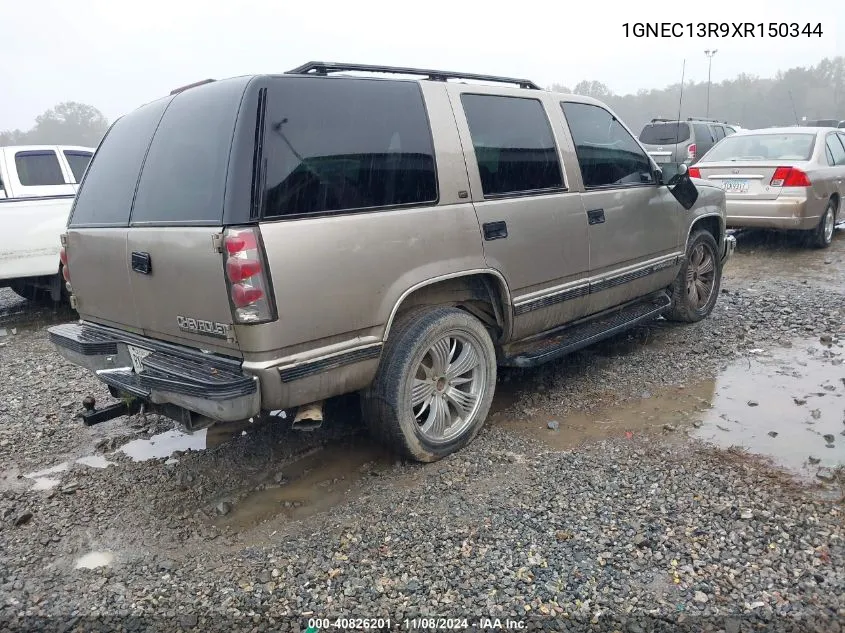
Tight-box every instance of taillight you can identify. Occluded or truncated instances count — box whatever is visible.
[770,167,811,187]
[222,227,275,324]
[59,238,70,283]
[687,144,696,159]
[688,167,701,179]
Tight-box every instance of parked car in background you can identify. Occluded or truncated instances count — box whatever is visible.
[48,62,733,463]
[802,119,845,128]
[0,145,94,302]
[690,127,845,248]
[639,117,741,166]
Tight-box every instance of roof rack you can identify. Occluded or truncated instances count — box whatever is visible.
[285,61,541,90]
[649,117,680,123]
[686,117,727,123]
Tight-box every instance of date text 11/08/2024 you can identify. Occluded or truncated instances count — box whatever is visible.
[623,22,823,38]
[305,618,526,630]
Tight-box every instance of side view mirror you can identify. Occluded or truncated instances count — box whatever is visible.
[657,162,698,211]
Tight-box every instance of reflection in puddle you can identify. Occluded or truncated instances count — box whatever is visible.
[119,429,208,461]
[503,337,845,478]
[119,420,253,461]
[76,455,115,469]
[215,437,394,531]
[693,339,844,474]
[25,454,116,490]
[74,551,114,569]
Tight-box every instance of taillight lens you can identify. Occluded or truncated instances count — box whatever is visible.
[687,144,696,159]
[688,167,701,179]
[60,242,70,283]
[222,227,275,324]
[770,167,811,187]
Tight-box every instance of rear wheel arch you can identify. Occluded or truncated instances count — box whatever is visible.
[383,271,513,344]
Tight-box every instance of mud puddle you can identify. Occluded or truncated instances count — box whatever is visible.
[213,437,394,531]
[501,337,844,480]
[119,417,268,461]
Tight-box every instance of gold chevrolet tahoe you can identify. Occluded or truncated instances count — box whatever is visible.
[49,62,735,462]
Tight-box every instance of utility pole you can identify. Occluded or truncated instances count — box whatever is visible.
[704,49,718,117]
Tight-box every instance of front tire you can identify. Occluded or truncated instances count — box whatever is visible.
[665,229,722,323]
[362,306,497,462]
[808,200,836,249]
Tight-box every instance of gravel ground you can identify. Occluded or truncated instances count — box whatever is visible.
[1,231,844,632]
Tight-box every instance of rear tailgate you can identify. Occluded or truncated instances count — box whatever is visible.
[693,162,793,201]
[66,77,254,354]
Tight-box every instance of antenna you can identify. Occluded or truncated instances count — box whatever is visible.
[674,59,686,148]
[787,91,800,126]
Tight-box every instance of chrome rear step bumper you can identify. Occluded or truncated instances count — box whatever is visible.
[48,322,260,423]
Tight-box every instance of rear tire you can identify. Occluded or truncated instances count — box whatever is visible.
[664,229,722,323]
[362,306,497,462]
[808,200,836,249]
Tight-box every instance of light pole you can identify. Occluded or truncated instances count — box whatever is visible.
[704,49,718,118]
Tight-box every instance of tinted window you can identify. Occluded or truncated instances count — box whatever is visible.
[638,122,690,144]
[15,151,64,187]
[724,126,736,135]
[262,77,437,218]
[692,124,714,144]
[713,126,726,140]
[69,99,169,226]
[702,133,816,162]
[131,78,249,224]
[826,134,845,166]
[63,151,93,182]
[462,94,563,197]
[561,102,654,189]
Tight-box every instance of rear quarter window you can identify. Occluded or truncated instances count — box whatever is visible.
[63,150,93,183]
[69,98,170,227]
[261,76,438,218]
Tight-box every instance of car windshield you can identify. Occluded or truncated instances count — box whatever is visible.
[638,122,690,144]
[702,133,816,162]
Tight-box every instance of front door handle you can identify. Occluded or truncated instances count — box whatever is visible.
[483,221,508,241]
[587,208,605,225]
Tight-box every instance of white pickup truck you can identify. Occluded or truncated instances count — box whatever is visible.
[0,145,94,302]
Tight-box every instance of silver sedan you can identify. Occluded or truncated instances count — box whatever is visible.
[690,127,845,248]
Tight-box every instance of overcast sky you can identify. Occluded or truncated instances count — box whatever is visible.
[1,0,841,130]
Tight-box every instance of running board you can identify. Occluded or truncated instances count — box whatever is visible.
[500,293,671,368]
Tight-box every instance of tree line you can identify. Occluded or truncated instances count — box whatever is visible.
[2,56,843,148]
[551,56,844,134]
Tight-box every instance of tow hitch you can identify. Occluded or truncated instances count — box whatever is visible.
[77,395,143,426]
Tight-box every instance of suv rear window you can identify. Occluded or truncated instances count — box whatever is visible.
[262,77,437,218]
[69,98,170,227]
[638,122,690,144]
[130,78,249,225]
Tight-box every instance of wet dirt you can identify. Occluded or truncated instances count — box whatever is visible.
[499,336,845,480]
[728,228,845,287]
[212,436,394,532]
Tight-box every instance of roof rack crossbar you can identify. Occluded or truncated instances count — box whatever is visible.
[285,61,541,90]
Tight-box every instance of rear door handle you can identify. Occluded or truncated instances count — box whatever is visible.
[483,221,508,241]
[587,208,605,225]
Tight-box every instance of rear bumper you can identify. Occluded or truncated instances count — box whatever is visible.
[48,322,260,423]
[725,196,821,231]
